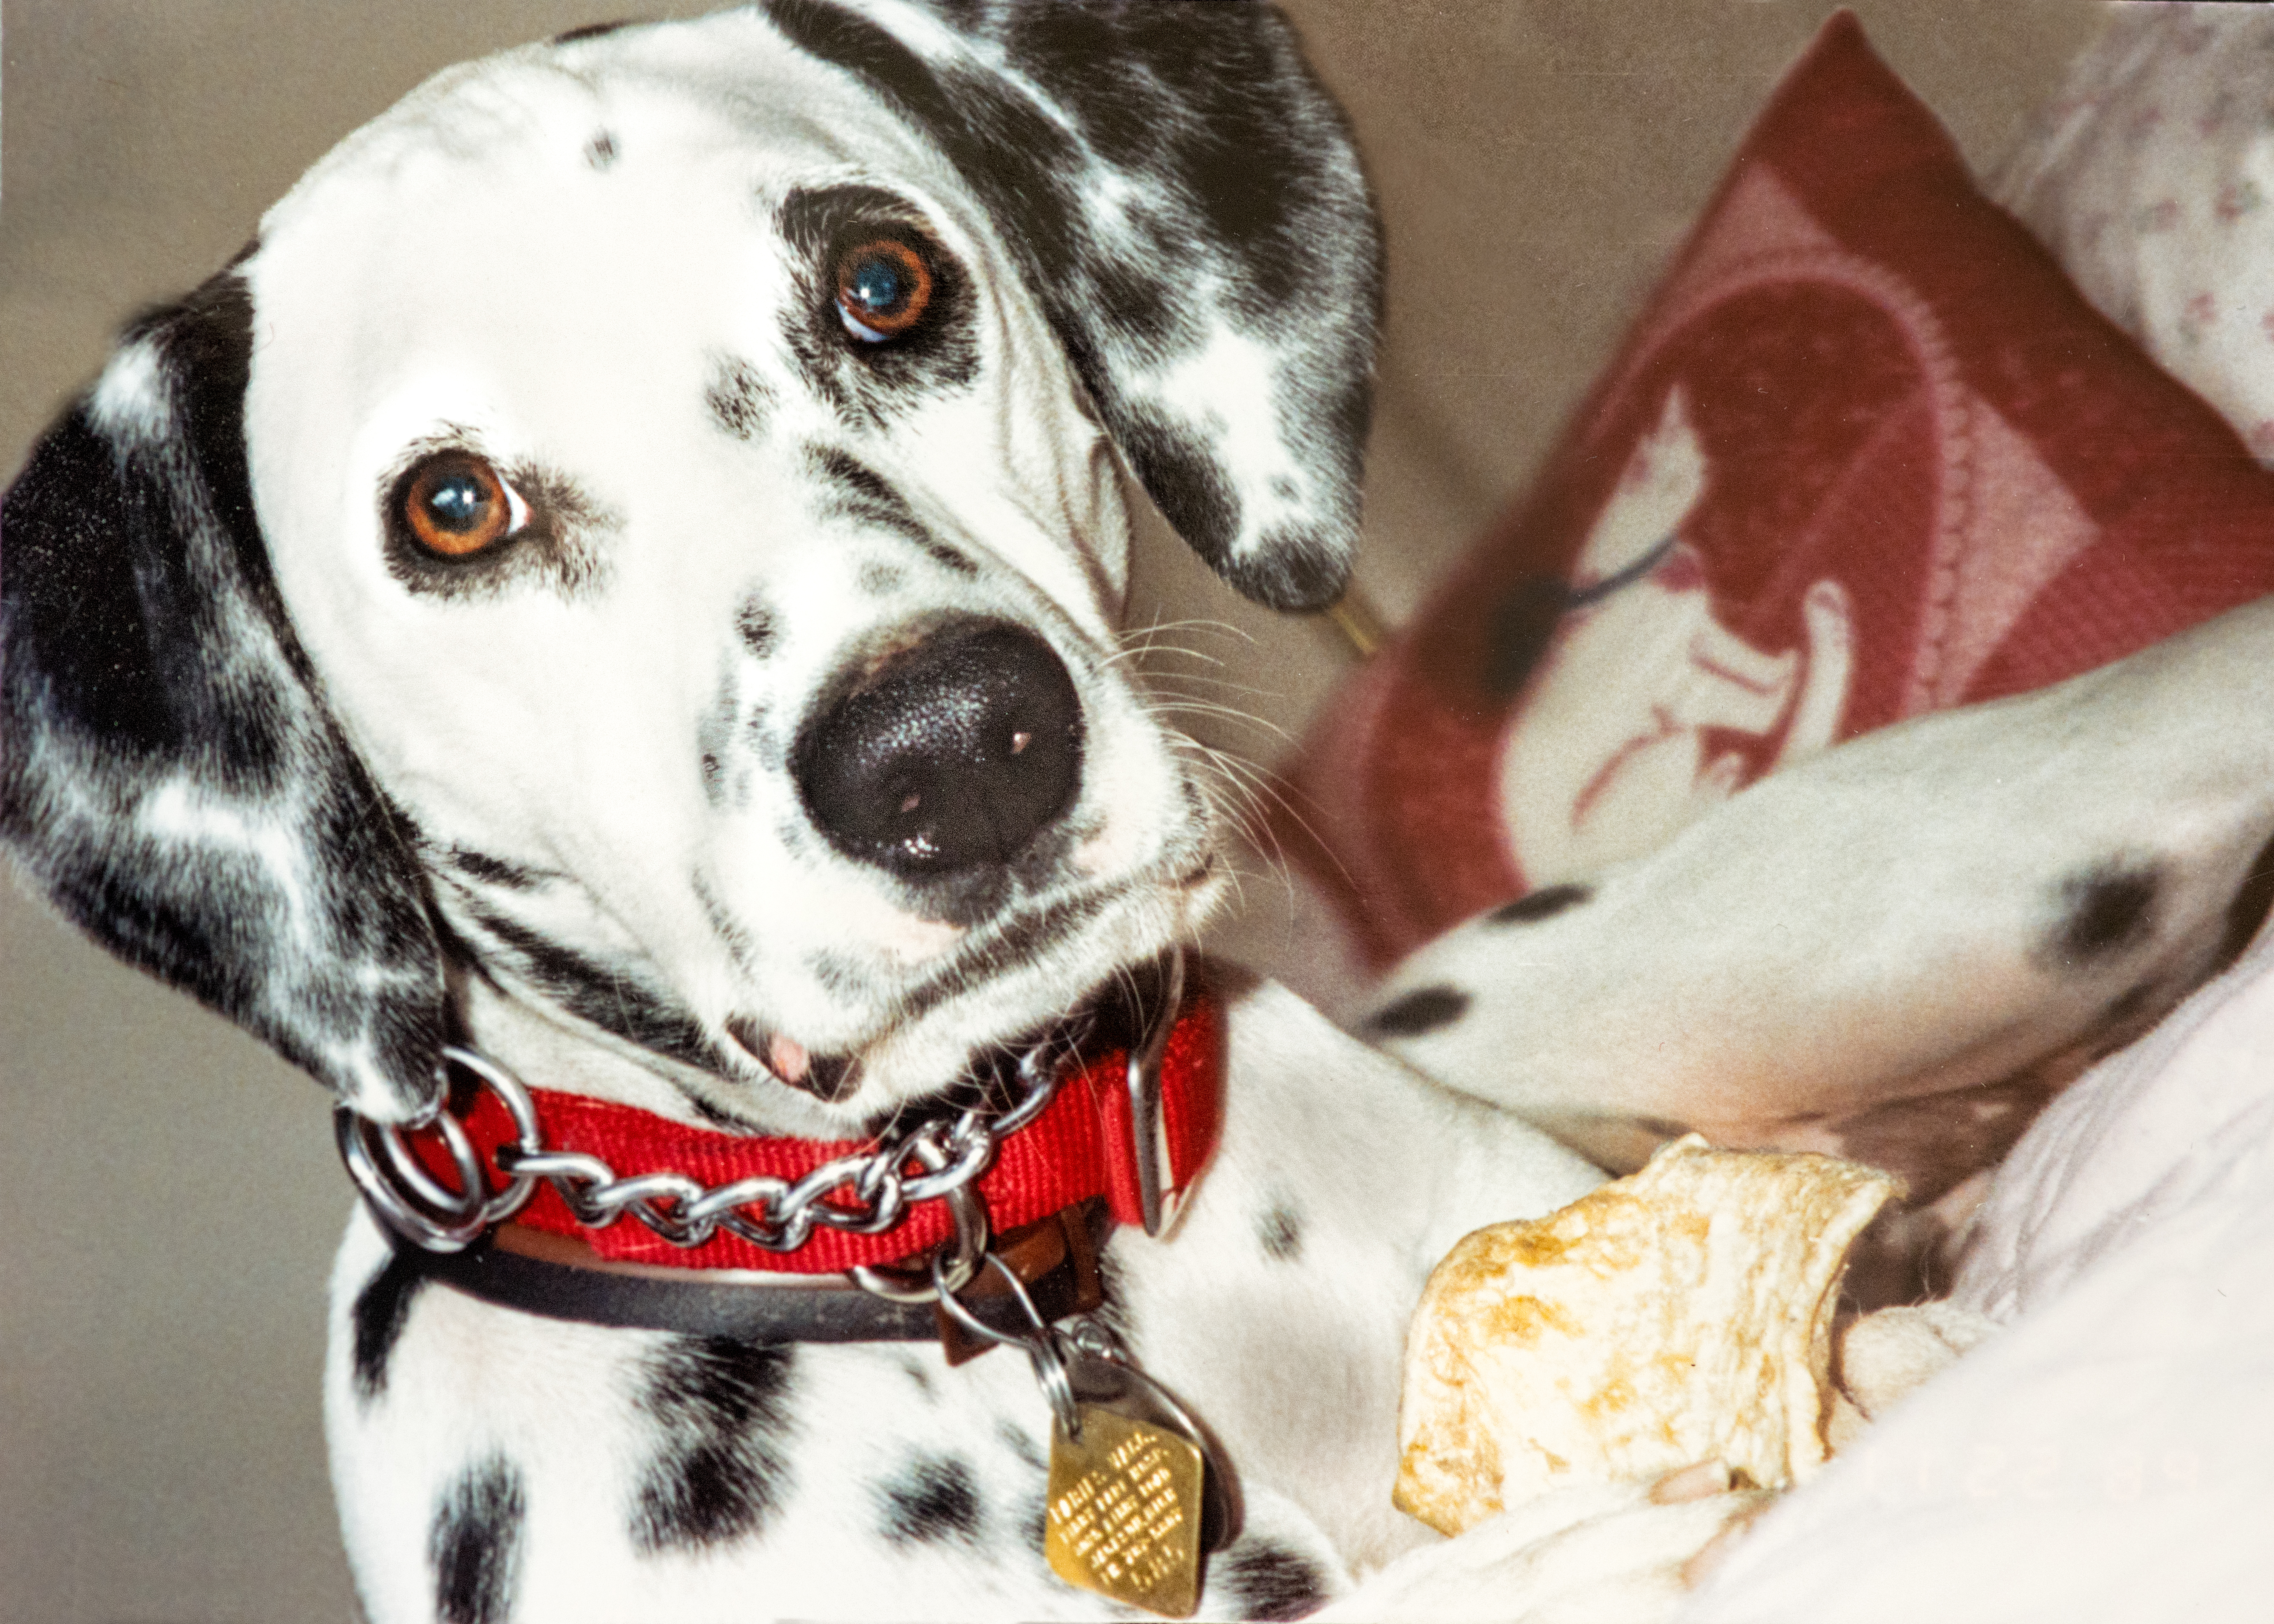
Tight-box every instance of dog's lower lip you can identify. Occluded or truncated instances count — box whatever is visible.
[724,1016,863,1102]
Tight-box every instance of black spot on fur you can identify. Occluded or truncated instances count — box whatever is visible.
[1113,412,1239,579]
[796,1050,861,1103]
[997,1417,1045,1472]
[735,594,781,658]
[801,441,977,569]
[706,354,773,440]
[1368,985,1469,1038]
[2043,861,2161,969]
[2217,829,2274,970]
[1257,1201,1303,1263]
[462,903,720,1074]
[1242,523,1349,619]
[698,670,741,811]
[351,1247,430,1403]
[811,444,904,510]
[899,1355,937,1401]
[446,846,545,890]
[1019,1492,1050,1554]
[1216,1539,1332,1621]
[584,128,619,169]
[692,872,758,970]
[858,559,907,596]
[808,949,873,1000]
[923,537,979,576]
[3,412,173,756]
[631,1337,798,1552]
[1488,883,1593,926]
[682,1092,746,1130]
[554,20,633,45]
[431,1455,526,1624]
[877,1454,984,1546]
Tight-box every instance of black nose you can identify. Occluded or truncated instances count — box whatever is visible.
[793,622,1084,877]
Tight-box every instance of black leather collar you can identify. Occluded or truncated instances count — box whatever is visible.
[402,1198,1110,1353]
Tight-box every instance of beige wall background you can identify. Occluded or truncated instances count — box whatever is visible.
[0,4,2104,1619]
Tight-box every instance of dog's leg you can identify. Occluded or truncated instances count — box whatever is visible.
[1362,594,2274,1209]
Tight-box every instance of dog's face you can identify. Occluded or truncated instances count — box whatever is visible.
[245,32,1205,1130]
[1,3,1381,1130]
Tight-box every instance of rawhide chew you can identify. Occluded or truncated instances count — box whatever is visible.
[1394,1134,1900,1536]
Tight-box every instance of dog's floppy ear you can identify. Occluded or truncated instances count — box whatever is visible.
[1,273,447,1121]
[767,0,1383,611]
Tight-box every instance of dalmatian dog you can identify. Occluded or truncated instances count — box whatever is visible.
[23,1,2274,1617]
[0,4,1773,1619]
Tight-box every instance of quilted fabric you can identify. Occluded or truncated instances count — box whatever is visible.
[1288,12,2274,967]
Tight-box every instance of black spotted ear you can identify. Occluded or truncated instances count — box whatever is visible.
[1,274,447,1121]
[765,0,1382,611]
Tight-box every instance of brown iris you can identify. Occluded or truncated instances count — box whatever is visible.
[834,236,933,341]
[402,452,514,558]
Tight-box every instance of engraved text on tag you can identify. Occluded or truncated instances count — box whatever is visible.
[1045,1403,1207,1618]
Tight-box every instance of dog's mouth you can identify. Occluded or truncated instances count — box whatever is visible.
[721,1020,865,1102]
[718,849,1220,1112]
[847,946,1191,1139]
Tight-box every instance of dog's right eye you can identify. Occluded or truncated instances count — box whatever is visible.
[399,453,524,558]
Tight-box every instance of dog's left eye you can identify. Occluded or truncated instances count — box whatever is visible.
[835,237,933,343]
[399,453,526,558]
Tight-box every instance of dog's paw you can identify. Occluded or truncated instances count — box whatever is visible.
[1824,1301,2000,1452]
[1318,1470,1773,1624]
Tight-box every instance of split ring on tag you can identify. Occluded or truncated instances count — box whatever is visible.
[932,1249,1082,1432]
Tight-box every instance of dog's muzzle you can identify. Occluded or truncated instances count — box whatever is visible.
[793,619,1083,877]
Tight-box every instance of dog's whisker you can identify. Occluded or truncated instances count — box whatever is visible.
[1144,698,1295,746]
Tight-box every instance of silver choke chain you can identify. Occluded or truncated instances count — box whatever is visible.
[335,1025,1078,1260]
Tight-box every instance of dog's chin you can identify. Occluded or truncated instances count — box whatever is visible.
[741,854,1226,1133]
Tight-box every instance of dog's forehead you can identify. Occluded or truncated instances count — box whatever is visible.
[247,18,977,372]
[271,14,951,216]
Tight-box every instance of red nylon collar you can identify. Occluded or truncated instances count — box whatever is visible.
[447,990,1225,1273]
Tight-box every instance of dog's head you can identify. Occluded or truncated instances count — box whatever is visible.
[0,2,1380,1133]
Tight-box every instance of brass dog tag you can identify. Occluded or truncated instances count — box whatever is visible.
[1045,1403,1207,1618]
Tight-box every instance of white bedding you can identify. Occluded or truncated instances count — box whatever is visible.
[1673,15,2274,1613]
[1678,919,2274,1620]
